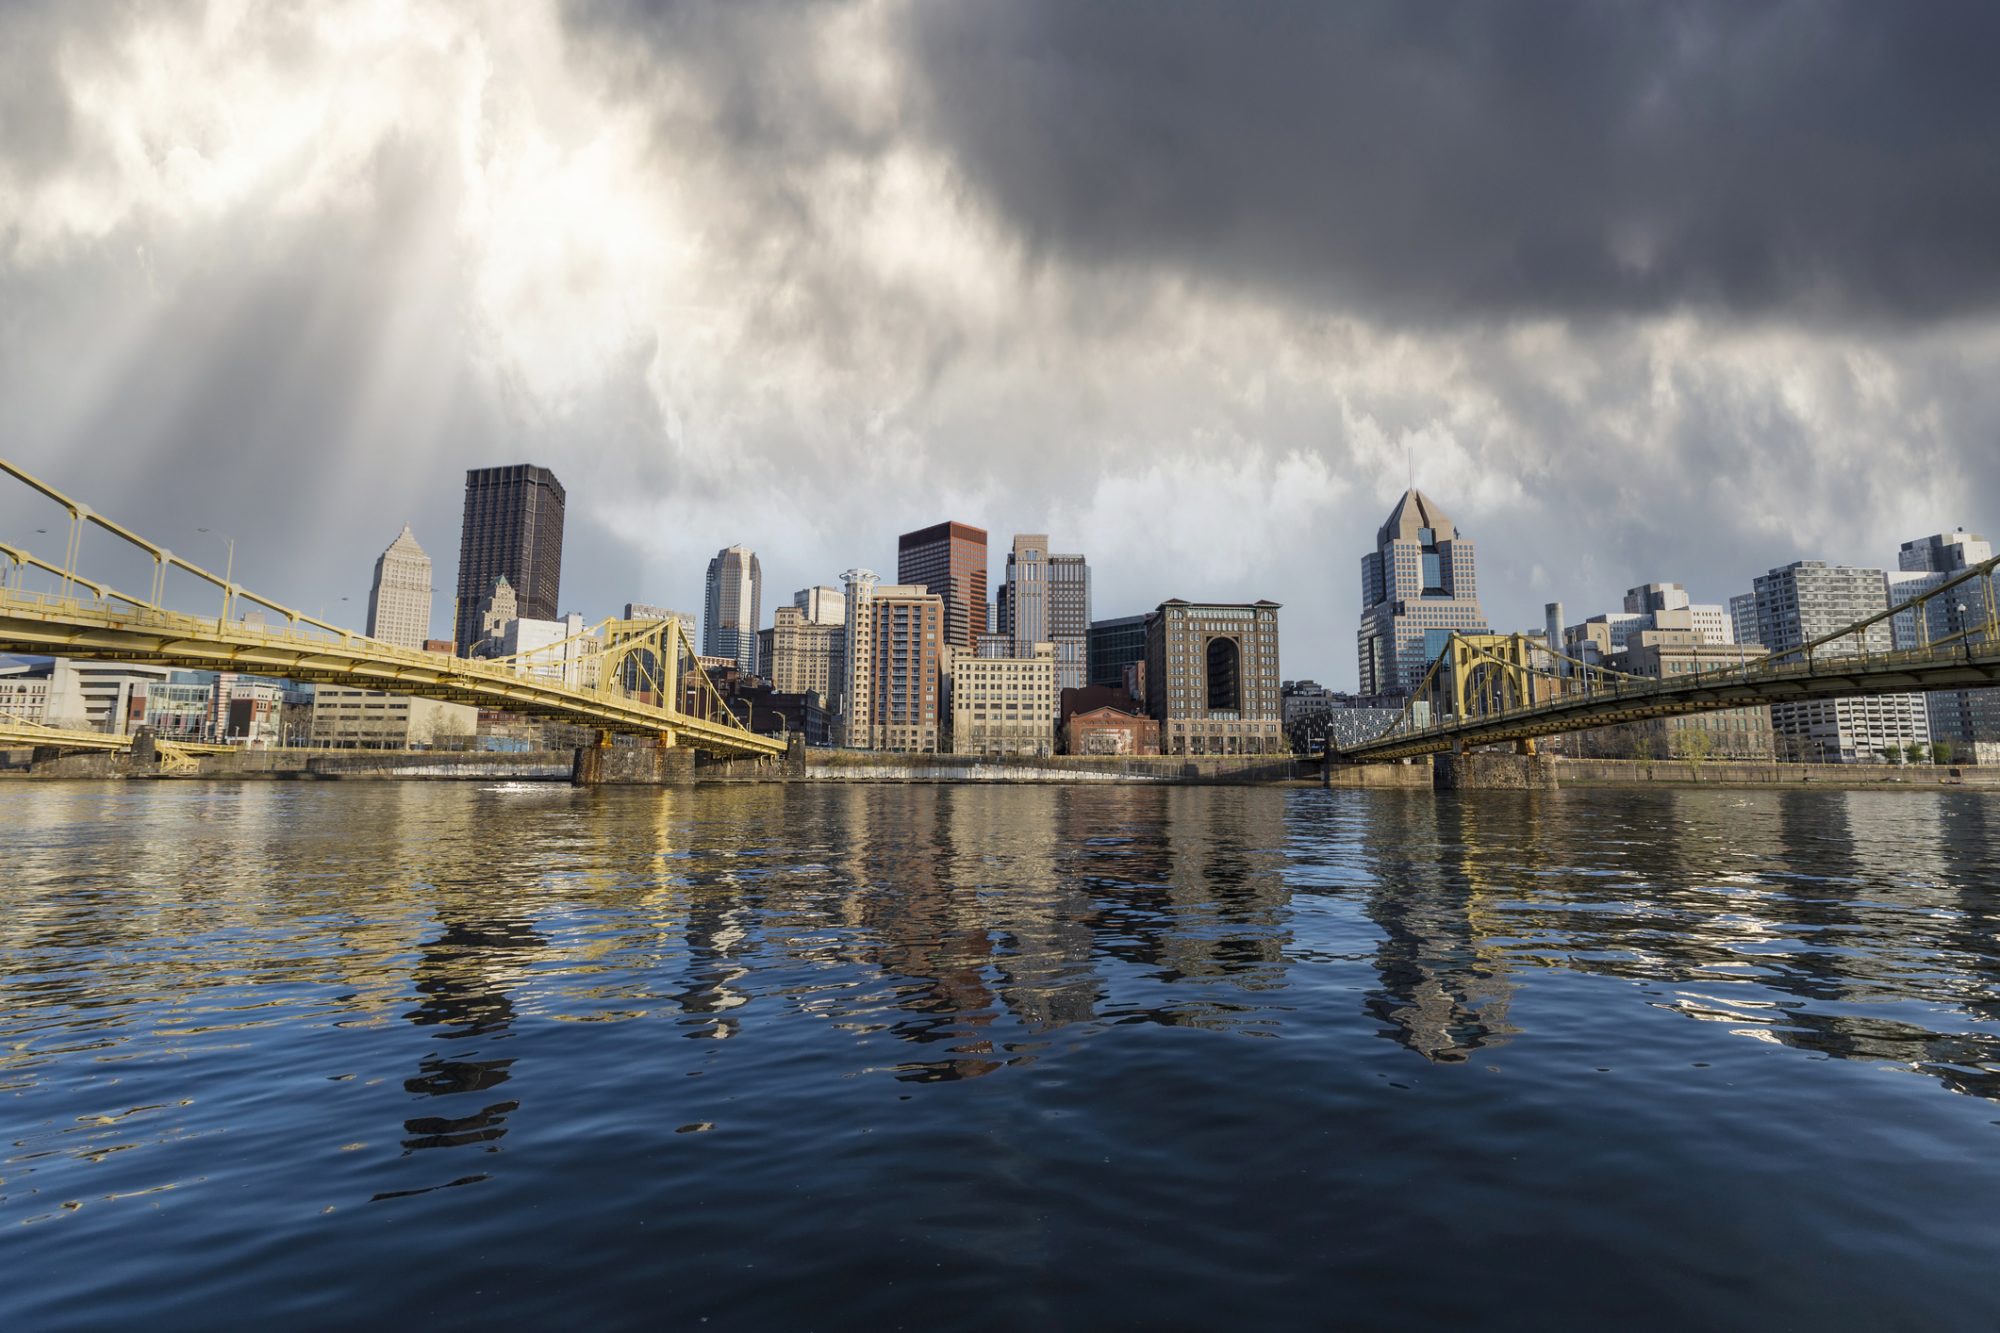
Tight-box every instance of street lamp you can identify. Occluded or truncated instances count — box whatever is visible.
[197,527,235,629]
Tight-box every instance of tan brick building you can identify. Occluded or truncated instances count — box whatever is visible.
[765,604,842,700]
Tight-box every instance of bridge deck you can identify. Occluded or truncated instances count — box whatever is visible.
[0,591,785,759]
[1341,641,2000,761]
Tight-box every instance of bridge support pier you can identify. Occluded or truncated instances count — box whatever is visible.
[1434,751,1559,791]
[571,743,697,787]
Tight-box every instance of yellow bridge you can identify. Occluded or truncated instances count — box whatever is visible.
[0,713,233,773]
[0,459,785,761]
[1341,554,2000,762]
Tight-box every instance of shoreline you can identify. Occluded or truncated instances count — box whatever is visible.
[7,747,1997,790]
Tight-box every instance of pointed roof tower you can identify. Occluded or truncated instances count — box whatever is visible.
[1376,488,1458,548]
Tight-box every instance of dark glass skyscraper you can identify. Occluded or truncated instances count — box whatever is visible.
[455,464,565,653]
[1088,614,1148,690]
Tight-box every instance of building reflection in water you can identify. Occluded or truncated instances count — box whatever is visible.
[838,784,1005,1082]
[1393,785,2000,1103]
[378,789,549,1199]
[1358,792,1521,1063]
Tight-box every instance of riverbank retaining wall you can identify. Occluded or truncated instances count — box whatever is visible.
[1555,757,2000,788]
[800,750,1314,784]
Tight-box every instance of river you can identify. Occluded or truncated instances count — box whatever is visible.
[4,782,1998,1329]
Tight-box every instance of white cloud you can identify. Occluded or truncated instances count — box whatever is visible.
[1,0,1995,683]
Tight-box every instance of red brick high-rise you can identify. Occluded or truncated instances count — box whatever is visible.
[896,521,988,654]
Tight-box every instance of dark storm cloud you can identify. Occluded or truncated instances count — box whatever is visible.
[874,1,2000,324]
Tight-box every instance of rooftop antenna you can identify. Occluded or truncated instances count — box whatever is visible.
[1406,443,1414,493]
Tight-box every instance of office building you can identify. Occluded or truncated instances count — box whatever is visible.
[0,656,51,724]
[1357,490,1489,697]
[145,678,213,739]
[312,689,478,749]
[998,535,1089,693]
[1893,530,2000,751]
[1749,560,1930,762]
[465,575,519,658]
[366,525,432,650]
[842,578,945,751]
[703,545,763,677]
[210,674,285,741]
[624,602,696,631]
[946,642,1058,756]
[897,522,987,654]
[1144,599,1285,755]
[766,603,843,700]
[793,585,846,626]
[1565,580,1737,667]
[41,660,174,734]
[1623,582,1734,645]
[455,464,565,653]
[500,613,600,689]
[1001,534,1047,645]
[1280,680,1337,730]
[1728,593,1759,648]
[1088,614,1148,693]
[1047,553,1090,693]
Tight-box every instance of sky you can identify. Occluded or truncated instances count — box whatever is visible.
[4,0,1999,686]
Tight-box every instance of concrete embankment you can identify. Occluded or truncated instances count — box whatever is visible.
[1553,757,2000,789]
[801,750,1315,785]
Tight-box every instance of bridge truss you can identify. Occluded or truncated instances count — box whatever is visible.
[1342,556,2000,762]
[0,458,785,760]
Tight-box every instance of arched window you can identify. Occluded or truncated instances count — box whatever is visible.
[1206,637,1241,712]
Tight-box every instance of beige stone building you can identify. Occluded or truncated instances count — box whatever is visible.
[1144,600,1285,755]
[311,687,478,749]
[841,574,945,751]
[765,604,843,699]
[946,642,1057,756]
[365,525,433,649]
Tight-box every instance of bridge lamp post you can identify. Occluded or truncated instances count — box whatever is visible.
[197,527,235,629]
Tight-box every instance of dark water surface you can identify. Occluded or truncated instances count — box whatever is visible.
[5,782,1999,1329]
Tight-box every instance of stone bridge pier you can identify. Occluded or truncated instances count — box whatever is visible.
[1432,750,1560,790]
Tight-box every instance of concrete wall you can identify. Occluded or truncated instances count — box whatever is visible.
[1324,761,1432,789]
[196,749,575,781]
[803,749,1312,784]
[1555,757,2000,788]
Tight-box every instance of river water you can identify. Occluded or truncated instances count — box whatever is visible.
[4,782,1998,1329]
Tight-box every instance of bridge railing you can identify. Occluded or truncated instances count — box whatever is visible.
[1355,615,2000,754]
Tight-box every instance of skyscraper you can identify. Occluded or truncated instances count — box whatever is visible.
[897,522,987,654]
[1088,614,1149,691]
[1894,530,2000,749]
[365,525,432,650]
[455,464,565,653]
[1047,552,1090,693]
[703,545,763,676]
[794,585,846,626]
[1004,534,1048,646]
[1357,489,1489,696]
[1749,560,1930,762]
